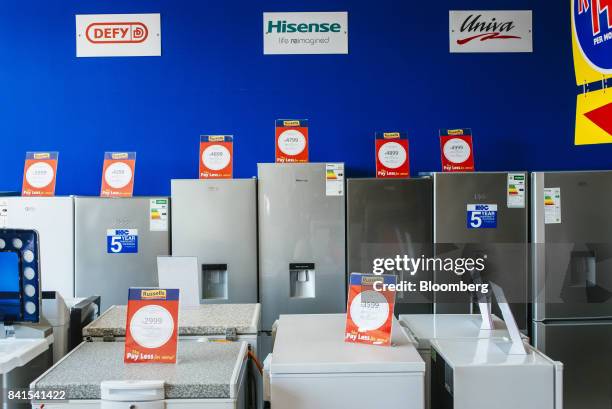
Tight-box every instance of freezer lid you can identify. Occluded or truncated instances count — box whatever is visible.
[431,338,556,368]
[399,314,519,350]
[270,314,425,375]
[0,338,49,374]
[83,304,260,338]
[31,341,247,400]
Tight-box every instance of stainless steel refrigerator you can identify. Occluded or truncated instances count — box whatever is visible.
[0,196,74,299]
[433,172,528,330]
[74,197,170,311]
[532,171,612,409]
[257,163,346,357]
[171,179,258,304]
[347,178,433,315]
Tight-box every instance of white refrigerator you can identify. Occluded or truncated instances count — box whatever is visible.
[0,197,74,298]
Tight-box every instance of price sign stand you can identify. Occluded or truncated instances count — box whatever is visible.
[345,273,396,346]
[100,152,136,197]
[124,288,179,364]
[275,119,308,163]
[439,129,475,172]
[21,151,59,196]
[375,132,410,178]
[199,135,233,179]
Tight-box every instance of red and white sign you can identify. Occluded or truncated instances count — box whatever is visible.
[449,10,533,53]
[124,288,179,364]
[275,119,309,163]
[440,129,475,172]
[21,152,59,197]
[375,132,410,178]
[76,14,161,57]
[345,273,396,346]
[100,152,136,197]
[199,135,233,179]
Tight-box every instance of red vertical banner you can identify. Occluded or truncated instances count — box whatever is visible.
[21,152,59,196]
[100,152,136,197]
[345,273,396,346]
[199,135,233,179]
[375,132,410,178]
[439,129,475,172]
[275,119,308,163]
[124,288,179,364]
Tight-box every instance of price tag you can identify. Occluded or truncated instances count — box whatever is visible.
[21,152,59,196]
[345,273,396,346]
[107,229,138,254]
[275,119,308,163]
[100,152,136,197]
[375,132,409,178]
[199,135,233,179]
[440,129,475,172]
[124,288,179,364]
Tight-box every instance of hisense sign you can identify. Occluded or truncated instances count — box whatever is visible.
[263,12,348,55]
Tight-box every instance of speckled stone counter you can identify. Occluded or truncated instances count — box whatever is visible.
[32,341,246,399]
[84,304,260,338]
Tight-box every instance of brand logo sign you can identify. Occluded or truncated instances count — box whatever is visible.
[264,12,348,54]
[449,10,532,53]
[573,0,612,73]
[76,14,161,57]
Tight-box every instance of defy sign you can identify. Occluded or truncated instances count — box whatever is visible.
[76,14,161,57]
[450,10,532,53]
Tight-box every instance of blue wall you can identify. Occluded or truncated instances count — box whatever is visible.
[0,1,608,195]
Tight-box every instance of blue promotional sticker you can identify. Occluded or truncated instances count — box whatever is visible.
[467,204,497,229]
[107,229,138,253]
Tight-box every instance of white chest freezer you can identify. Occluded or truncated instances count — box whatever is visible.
[430,338,562,409]
[399,314,529,409]
[268,314,425,409]
[30,341,248,408]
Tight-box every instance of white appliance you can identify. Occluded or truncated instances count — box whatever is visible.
[0,197,74,298]
[267,314,425,409]
[430,338,562,409]
[399,314,529,409]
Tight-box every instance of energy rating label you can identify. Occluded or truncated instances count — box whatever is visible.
[149,199,168,232]
[507,173,526,208]
[544,188,561,224]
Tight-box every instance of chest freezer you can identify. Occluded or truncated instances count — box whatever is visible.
[83,304,260,353]
[0,197,74,299]
[30,341,248,409]
[399,314,529,409]
[430,338,562,409]
[268,314,425,409]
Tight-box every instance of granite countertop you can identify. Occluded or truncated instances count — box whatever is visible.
[32,341,246,399]
[84,304,260,338]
